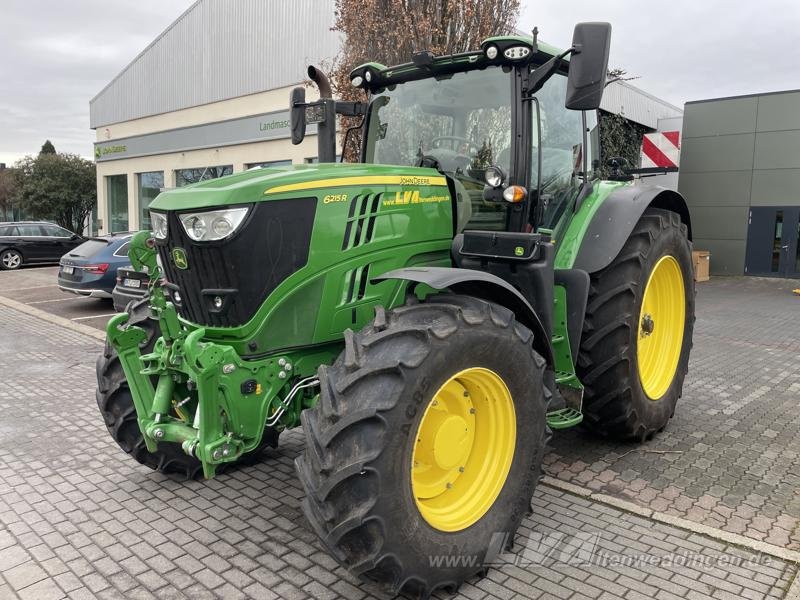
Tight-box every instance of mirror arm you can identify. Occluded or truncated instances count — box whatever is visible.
[334,101,367,117]
[524,47,574,97]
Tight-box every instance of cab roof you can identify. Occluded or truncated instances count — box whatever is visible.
[350,35,566,92]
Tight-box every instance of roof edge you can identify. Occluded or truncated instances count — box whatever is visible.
[685,87,800,106]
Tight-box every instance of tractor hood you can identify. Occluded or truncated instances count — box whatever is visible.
[149,163,448,211]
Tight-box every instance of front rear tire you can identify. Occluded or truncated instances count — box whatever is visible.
[296,295,549,598]
[577,208,695,440]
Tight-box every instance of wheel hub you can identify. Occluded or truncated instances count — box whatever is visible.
[432,415,470,470]
[640,313,655,336]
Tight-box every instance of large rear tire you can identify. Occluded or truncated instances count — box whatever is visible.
[95,298,277,478]
[577,208,695,440]
[296,295,549,597]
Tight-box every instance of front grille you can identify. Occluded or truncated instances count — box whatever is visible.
[157,198,317,327]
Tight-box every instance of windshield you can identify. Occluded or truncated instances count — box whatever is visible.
[364,66,512,230]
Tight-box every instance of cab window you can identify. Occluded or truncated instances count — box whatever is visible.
[364,66,513,231]
[531,72,585,229]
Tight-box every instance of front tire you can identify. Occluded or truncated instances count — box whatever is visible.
[577,208,695,440]
[0,249,23,270]
[296,295,549,597]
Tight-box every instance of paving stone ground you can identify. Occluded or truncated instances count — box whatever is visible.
[546,277,800,551]
[0,277,798,599]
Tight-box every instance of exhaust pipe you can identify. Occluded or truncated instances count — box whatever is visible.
[306,65,336,162]
[307,65,332,99]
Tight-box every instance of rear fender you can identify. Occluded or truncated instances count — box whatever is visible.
[373,266,554,367]
[570,185,692,274]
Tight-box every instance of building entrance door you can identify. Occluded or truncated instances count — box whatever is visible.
[745,207,800,278]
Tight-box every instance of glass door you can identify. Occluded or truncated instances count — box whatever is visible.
[106,175,129,233]
[745,206,800,278]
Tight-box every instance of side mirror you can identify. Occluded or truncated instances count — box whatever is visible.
[565,22,611,110]
[290,87,306,145]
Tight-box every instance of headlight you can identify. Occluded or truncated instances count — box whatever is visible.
[485,165,505,188]
[503,46,531,60]
[179,207,249,242]
[150,211,168,239]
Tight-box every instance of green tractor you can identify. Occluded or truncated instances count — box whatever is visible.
[97,22,695,597]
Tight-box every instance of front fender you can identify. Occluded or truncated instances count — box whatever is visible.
[374,266,553,367]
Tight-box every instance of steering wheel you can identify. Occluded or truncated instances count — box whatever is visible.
[429,136,481,156]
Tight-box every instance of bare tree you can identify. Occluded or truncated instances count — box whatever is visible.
[329,0,520,160]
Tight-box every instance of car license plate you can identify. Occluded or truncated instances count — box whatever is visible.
[62,266,74,274]
[123,278,141,289]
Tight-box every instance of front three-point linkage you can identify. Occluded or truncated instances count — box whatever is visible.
[105,233,290,478]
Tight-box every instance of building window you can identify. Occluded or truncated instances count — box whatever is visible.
[137,171,164,231]
[106,174,128,233]
[175,165,233,187]
[245,160,292,169]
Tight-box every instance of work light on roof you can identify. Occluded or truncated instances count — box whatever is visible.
[351,75,363,87]
[485,45,498,60]
[503,46,531,60]
[365,70,373,82]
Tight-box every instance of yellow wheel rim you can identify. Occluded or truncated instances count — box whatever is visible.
[411,367,516,532]
[637,255,686,400]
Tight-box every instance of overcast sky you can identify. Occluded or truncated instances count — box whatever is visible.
[1,0,798,166]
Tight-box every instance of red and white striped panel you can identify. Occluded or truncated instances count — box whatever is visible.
[641,131,680,168]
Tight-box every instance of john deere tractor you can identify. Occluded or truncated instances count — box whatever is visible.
[97,22,695,597]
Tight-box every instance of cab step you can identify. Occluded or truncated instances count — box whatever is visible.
[546,407,583,430]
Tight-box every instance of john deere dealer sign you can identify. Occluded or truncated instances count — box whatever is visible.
[93,110,316,162]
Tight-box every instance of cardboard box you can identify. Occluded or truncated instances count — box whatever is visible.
[692,250,710,282]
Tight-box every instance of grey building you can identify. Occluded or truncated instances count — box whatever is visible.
[678,90,800,278]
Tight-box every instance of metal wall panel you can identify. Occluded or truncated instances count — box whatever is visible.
[756,91,800,132]
[679,134,755,173]
[751,169,800,206]
[90,0,341,128]
[690,238,746,275]
[677,171,752,207]
[754,130,800,170]
[687,206,749,241]
[599,80,682,129]
[682,97,758,138]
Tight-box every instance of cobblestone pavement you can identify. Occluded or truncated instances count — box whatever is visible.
[0,279,798,599]
[547,277,800,551]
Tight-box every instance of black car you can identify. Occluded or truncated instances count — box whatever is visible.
[0,221,83,270]
[112,266,150,311]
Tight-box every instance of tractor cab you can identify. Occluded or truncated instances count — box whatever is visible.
[292,23,611,242]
